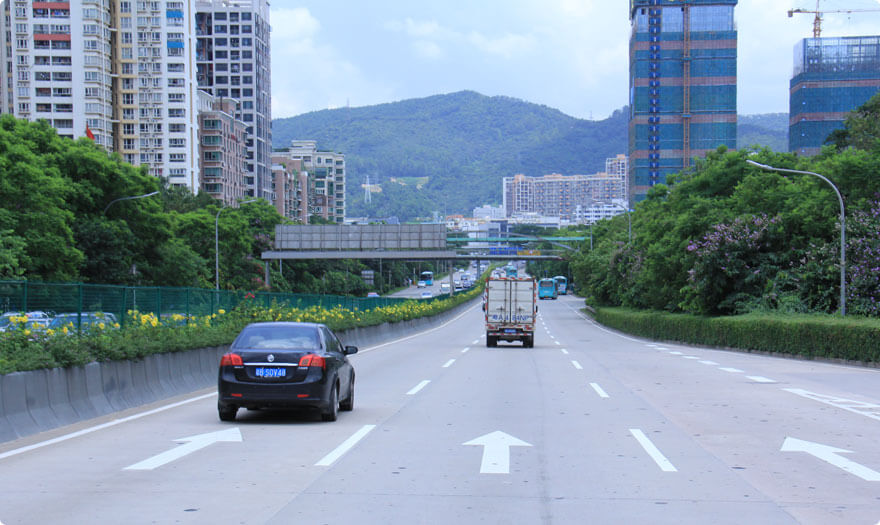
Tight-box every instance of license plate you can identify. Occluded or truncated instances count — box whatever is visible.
[255,367,286,378]
[504,329,517,334]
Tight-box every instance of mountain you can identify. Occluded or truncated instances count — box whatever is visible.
[738,113,788,152]
[272,91,788,221]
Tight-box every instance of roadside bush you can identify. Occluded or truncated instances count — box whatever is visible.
[592,306,880,364]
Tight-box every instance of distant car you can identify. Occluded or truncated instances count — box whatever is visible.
[417,280,427,288]
[217,322,357,422]
[420,291,433,299]
[48,312,118,333]
[366,292,380,298]
[439,283,451,294]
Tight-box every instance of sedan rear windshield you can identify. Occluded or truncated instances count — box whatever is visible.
[233,325,320,350]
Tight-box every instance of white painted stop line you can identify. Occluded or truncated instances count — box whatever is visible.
[630,429,677,472]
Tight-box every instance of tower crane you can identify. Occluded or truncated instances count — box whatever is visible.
[788,1,880,38]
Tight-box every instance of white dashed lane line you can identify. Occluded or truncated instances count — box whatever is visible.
[406,380,431,395]
[571,360,583,370]
[682,356,700,360]
[442,359,456,368]
[630,429,677,472]
[669,351,683,355]
[316,425,376,467]
[560,348,569,355]
[699,360,719,365]
[719,367,744,373]
[590,382,610,398]
[461,347,470,354]
[747,376,777,383]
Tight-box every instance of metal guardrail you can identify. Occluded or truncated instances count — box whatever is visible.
[0,280,430,328]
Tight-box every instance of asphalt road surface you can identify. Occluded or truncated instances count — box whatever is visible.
[1,296,878,524]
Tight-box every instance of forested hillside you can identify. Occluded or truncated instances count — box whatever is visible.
[273,91,789,220]
[738,113,788,152]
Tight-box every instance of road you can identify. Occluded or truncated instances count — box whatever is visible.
[0,296,878,524]
[391,261,484,299]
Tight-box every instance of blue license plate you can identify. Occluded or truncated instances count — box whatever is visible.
[255,367,286,378]
[504,329,517,334]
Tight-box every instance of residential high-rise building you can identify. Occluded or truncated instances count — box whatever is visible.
[789,36,880,156]
[0,1,113,147]
[195,0,272,200]
[271,154,306,222]
[198,90,247,204]
[628,0,738,202]
[0,0,201,191]
[282,140,346,223]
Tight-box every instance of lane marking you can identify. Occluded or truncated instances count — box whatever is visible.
[406,380,431,395]
[555,341,561,346]
[657,347,670,351]
[442,359,456,368]
[124,428,242,471]
[699,360,719,365]
[682,356,700,360]
[720,367,744,373]
[472,339,479,344]
[646,344,659,348]
[0,392,215,462]
[461,347,471,354]
[562,303,643,343]
[781,437,880,481]
[315,425,376,467]
[560,348,569,355]
[359,302,481,354]
[571,360,583,370]
[629,429,677,472]
[784,388,880,422]
[590,383,610,398]
[747,376,776,383]
[669,351,683,355]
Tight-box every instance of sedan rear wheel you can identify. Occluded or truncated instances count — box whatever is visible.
[321,384,339,422]
[340,377,354,412]
[218,404,237,422]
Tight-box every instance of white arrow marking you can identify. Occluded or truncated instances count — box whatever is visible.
[125,428,242,471]
[463,431,532,474]
[781,437,880,481]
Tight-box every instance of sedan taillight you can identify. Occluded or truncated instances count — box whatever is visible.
[298,354,326,369]
[220,353,243,367]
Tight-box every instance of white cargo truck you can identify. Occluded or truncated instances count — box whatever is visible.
[484,276,537,348]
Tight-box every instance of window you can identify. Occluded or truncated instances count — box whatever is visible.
[16,38,28,49]
[18,71,30,81]
[51,56,71,65]
[214,12,226,20]
[169,123,185,133]
[52,40,71,50]
[54,103,72,112]
[52,72,71,81]
[122,93,134,104]
[35,87,51,96]
[35,72,52,81]
[168,63,184,72]
[122,32,133,44]
[120,1,132,13]
[169,138,185,147]
[204,151,221,161]
[168,108,185,118]
[215,76,228,85]
[18,102,30,113]
[123,123,135,134]
[202,136,220,146]
[53,119,73,128]
[36,103,52,112]
[215,38,227,46]
[214,25,227,33]
[215,50,227,59]
[53,88,71,97]
[167,78,185,87]
[168,93,184,103]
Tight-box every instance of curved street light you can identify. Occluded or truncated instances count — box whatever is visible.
[746,159,846,316]
[103,191,159,214]
[215,198,259,290]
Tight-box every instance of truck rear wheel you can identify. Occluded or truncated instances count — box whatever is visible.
[523,336,534,348]
[486,335,497,347]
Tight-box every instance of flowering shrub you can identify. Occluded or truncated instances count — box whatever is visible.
[0,284,483,374]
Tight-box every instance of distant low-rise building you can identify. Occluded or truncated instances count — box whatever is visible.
[473,205,505,220]
[502,157,627,223]
[280,140,346,223]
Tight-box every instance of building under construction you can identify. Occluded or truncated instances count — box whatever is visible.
[628,0,738,202]
[790,36,880,156]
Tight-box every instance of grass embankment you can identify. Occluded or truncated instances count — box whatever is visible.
[591,307,880,364]
[0,285,483,375]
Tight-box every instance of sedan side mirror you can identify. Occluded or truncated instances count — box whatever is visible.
[344,345,359,355]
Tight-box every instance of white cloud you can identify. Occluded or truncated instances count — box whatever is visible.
[386,17,535,61]
[412,40,445,60]
[466,31,536,59]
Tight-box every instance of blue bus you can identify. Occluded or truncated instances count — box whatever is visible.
[504,265,518,277]
[420,271,434,286]
[553,276,567,295]
[538,278,558,300]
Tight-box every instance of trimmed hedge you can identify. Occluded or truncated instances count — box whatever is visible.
[592,307,880,364]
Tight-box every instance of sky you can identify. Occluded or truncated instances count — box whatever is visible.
[269,0,880,121]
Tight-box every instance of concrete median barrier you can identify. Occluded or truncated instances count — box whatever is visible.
[0,298,480,444]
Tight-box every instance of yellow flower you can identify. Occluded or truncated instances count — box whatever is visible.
[23,329,30,336]
[62,326,69,335]
[218,309,226,315]
[98,322,105,330]
[113,322,120,329]
[46,329,55,336]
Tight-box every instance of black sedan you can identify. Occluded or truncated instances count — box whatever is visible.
[217,322,357,422]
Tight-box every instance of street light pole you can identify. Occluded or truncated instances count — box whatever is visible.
[215,198,259,290]
[103,191,159,214]
[746,159,846,316]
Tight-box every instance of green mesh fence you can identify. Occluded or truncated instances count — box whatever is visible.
[0,280,424,328]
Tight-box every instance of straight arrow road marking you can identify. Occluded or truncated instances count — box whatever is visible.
[316,425,376,467]
[406,380,431,395]
[463,431,532,474]
[630,429,677,472]
[124,428,242,471]
[781,437,880,481]
[590,382,610,398]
